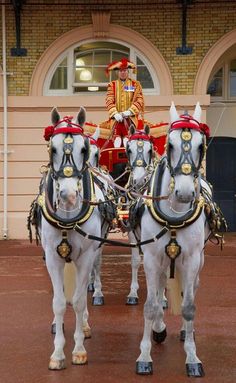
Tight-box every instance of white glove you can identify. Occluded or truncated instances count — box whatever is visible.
[114,113,123,122]
[122,110,132,117]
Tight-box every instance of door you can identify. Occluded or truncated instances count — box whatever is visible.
[206,137,236,231]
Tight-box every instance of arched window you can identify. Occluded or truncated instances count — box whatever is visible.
[44,41,159,95]
[207,46,236,101]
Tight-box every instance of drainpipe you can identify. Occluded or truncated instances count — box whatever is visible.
[1,3,8,239]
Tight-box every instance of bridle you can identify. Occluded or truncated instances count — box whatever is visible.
[126,132,153,170]
[48,121,89,181]
[166,127,205,179]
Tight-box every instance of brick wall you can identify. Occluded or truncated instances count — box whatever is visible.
[1,1,236,95]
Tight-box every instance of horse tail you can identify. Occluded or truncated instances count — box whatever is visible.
[64,263,76,305]
[167,269,182,315]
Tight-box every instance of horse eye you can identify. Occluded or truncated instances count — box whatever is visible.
[168,143,173,150]
[52,147,57,154]
[81,147,87,154]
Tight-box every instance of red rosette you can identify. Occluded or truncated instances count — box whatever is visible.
[44,125,54,141]
[200,123,210,139]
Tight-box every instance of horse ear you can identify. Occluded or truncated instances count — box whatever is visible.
[129,124,135,136]
[192,102,202,122]
[91,126,100,141]
[51,107,60,125]
[76,106,86,127]
[170,101,179,123]
[144,124,150,135]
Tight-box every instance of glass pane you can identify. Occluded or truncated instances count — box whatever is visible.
[137,66,154,88]
[207,68,223,97]
[93,67,107,83]
[75,52,93,67]
[137,57,144,65]
[112,51,129,63]
[50,66,67,89]
[230,59,236,97]
[75,68,93,82]
[94,50,110,65]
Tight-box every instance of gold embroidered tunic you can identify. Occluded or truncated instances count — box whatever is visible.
[105,78,144,129]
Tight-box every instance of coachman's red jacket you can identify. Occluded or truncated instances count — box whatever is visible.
[104,78,144,130]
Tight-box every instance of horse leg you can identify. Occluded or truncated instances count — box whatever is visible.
[136,253,159,375]
[181,265,204,377]
[92,249,104,305]
[46,256,66,370]
[152,271,167,343]
[88,268,95,292]
[72,252,94,365]
[82,304,91,339]
[127,232,141,305]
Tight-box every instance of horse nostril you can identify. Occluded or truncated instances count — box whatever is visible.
[60,191,67,200]
[175,190,178,197]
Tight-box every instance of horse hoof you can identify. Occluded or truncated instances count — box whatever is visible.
[48,358,66,370]
[186,363,205,377]
[136,361,153,375]
[51,323,64,335]
[126,297,138,305]
[180,329,185,341]
[87,283,95,292]
[162,299,168,309]
[83,326,91,339]
[153,328,167,343]
[72,351,88,365]
[92,296,104,305]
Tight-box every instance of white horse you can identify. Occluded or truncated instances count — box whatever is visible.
[124,126,168,308]
[40,107,105,369]
[136,102,210,377]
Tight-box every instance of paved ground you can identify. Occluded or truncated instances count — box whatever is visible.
[0,234,236,383]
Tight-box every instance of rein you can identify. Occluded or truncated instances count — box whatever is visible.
[87,163,169,202]
[73,222,169,248]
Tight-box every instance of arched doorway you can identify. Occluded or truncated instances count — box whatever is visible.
[206,137,236,231]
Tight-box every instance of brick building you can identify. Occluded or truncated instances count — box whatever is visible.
[1,0,236,238]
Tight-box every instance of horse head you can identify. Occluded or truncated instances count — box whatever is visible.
[167,102,208,204]
[46,107,89,213]
[126,124,153,187]
[88,127,100,168]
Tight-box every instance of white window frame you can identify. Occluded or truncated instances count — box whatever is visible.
[43,39,160,96]
[208,49,236,102]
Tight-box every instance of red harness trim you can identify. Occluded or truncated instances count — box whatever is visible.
[170,115,210,138]
[44,117,84,141]
[128,130,151,142]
